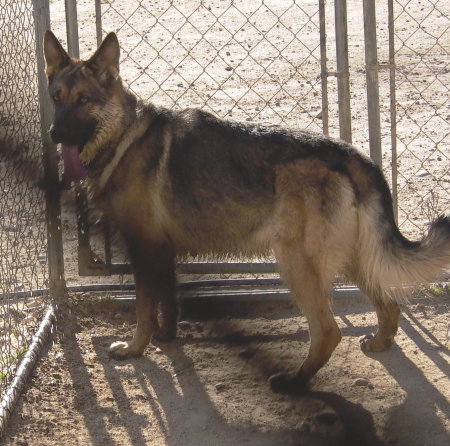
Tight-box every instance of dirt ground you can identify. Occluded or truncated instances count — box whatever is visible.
[3,289,450,446]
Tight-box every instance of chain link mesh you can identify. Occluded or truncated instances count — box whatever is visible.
[100,0,324,131]
[392,0,450,236]
[0,1,49,402]
[93,0,327,279]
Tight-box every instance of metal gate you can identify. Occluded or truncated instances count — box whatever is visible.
[66,0,376,279]
[60,0,449,280]
[14,0,450,282]
[21,0,447,283]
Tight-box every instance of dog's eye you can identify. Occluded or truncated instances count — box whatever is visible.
[79,95,90,104]
[52,92,61,102]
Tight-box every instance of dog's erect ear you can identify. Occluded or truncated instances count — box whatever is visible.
[86,32,120,85]
[44,30,71,78]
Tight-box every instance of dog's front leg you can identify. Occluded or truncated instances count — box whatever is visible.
[109,239,177,359]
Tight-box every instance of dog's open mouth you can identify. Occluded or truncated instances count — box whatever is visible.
[61,144,87,183]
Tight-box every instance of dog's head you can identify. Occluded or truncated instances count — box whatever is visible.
[44,31,127,178]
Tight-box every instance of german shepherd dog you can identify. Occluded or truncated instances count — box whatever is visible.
[43,31,450,393]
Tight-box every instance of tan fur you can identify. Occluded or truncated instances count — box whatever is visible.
[356,203,450,302]
[97,111,154,192]
[80,96,125,165]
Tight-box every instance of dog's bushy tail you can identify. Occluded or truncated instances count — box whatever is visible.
[355,190,450,302]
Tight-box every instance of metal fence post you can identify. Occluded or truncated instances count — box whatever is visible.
[388,0,398,222]
[319,0,329,136]
[65,0,80,58]
[334,0,352,143]
[363,0,382,168]
[95,0,103,47]
[32,0,67,298]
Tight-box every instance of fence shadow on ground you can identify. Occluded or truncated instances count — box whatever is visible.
[55,307,385,446]
[54,293,450,446]
[371,311,450,445]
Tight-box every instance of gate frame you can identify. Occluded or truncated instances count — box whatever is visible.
[34,0,67,297]
[77,0,367,277]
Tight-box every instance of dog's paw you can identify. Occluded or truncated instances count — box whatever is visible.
[359,334,392,352]
[108,341,142,359]
[268,371,309,395]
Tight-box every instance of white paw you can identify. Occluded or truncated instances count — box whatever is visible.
[108,341,138,359]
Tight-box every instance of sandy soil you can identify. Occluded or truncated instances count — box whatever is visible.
[3,290,450,446]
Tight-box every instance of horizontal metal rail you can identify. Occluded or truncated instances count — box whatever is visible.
[0,280,369,303]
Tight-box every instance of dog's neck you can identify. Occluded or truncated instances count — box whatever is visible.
[86,99,157,197]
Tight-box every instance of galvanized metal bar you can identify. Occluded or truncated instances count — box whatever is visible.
[319,0,329,135]
[334,0,352,143]
[388,0,398,222]
[0,305,56,437]
[104,261,278,277]
[32,0,66,298]
[95,0,103,48]
[177,262,278,275]
[62,3,101,277]
[363,0,383,168]
[65,0,79,58]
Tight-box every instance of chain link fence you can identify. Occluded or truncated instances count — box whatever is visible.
[47,0,450,278]
[391,0,450,237]
[94,0,450,240]
[72,0,334,278]
[0,0,50,430]
[100,0,325,132]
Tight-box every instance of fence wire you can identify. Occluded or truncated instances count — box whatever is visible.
[0,0,49,405]
[86,0,329,277]
[392,0,450,237]
[99,0,325,132]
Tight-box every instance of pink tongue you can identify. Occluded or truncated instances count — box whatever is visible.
[61,144,87,182]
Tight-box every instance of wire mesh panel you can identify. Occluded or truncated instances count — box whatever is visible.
[0,0,49,406]
[57,0,449,276]
[99,0,326,131]
[44,0,450,278]
[391,0,450,237]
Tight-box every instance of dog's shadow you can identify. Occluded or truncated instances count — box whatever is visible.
[56,320,384,446]
[84,336,297,446]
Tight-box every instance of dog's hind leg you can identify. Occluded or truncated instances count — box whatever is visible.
[268,164,356,393]
[155,281,178,342]
[358,287,400,352]
[109,239,177,359]
[269,244,342,394]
